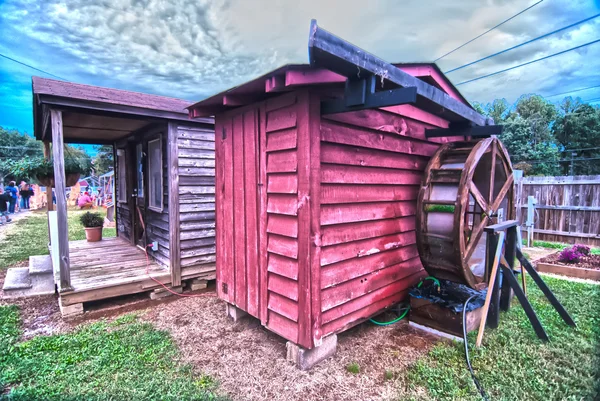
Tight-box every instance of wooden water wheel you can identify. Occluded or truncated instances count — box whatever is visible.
[416,137,515,289]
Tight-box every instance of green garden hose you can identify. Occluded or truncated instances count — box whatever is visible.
[369,307,410,326]
[417,276,441,288]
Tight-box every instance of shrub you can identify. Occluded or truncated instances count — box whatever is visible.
[79,212,104,228]
[572,244,591,256]
[558,247,583,263]
[346,362,360,374]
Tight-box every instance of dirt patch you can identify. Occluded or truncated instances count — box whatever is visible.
[539,252,600,270]
[521,246,558,263]
[145,296,437,401]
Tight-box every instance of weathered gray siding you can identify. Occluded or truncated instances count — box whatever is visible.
[177,124,216,278]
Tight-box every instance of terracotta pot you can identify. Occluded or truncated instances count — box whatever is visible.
[36,173,81,188]
[84,227,103,242]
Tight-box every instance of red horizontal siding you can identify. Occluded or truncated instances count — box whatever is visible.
[267,310,299,343]
[321,216,416,246]
[267,214,298,238]
[267,194,298,216]
[321,165,422,185]
[268,292,299,322]
[321,142,429,170]
[321,201,417,225]
[267,253,299,280]
[320,231,416,266]
[267,234,298,259]
[268,272,299,301]
[266,128,297,152]
[321,184,419,204]
[321,245,420,288]
[321,258,423,311]
[267,149,297,173]
[267,173,298,194]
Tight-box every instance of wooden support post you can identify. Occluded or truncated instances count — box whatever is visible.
[43,141,53,212]
[516,249,576,327]
[167,123,181,287]
[50,109,71,292]
[476,231,505,348]
[486,232,501,329]
[500,226,518,311]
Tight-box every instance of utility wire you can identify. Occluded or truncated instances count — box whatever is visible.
[434,0,544,62]
[455,38,600,86]
[0,52,67,81]
[545,84,600,98]
[445,14,600,73]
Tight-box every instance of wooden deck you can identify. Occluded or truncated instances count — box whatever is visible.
[57,237,171,306]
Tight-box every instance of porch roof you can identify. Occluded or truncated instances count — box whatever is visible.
[32,76,213,144]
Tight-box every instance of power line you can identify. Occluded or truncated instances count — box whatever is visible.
[545,84,600,98]
[433,0,544,62]
[445,14,600,74]
[455,38,600,86]
[0,53,67,81]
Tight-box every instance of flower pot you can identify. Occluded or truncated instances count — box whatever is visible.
[84,227,103,242]
[36,173,81,188]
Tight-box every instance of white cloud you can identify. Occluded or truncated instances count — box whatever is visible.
[1,0,599,110]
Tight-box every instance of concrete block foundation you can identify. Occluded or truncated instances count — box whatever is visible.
[286,334,338,370]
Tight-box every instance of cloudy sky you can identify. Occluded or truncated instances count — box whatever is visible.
[1,0,599,134]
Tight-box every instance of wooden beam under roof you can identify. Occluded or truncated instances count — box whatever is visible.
[308,20,489,126]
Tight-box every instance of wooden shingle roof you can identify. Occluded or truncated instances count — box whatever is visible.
[32,76,192,115]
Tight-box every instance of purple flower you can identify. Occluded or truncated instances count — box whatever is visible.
[558,247,583,263]
[572,244,591,256]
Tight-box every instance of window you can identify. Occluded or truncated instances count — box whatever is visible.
[136,143,144,199]
[117,149,127,203]
[147,137,163,212]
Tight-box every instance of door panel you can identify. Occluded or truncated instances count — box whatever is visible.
[220,107,262,318]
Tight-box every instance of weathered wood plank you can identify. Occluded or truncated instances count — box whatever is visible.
[321,184,419,204]
[266,128,297,152]
[267,173,298,194]
[321,216,416,246]
[267,234,299,259]
[266,104,297,132]
[321,142,429,170]
[268,272,299,301]
[267,214,298,238]
[232,113,248,311]
[321,230,416,266]
[268,292,299,322]
[321,201,416,225]
[267,253,299,280]
[266,149,297,173]
[51,109,71,291]
[321,165,422,185]
[267,194,298,216]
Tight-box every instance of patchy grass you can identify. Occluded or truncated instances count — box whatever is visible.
[0,306,225,401]
[346,362,360,374]
[0,208,115,269]
[403,275,600,400]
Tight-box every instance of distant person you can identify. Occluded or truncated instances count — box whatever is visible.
[78,191,94,209]
[4,181,18,214]
[20,183,32,210]
[0,187,12,224]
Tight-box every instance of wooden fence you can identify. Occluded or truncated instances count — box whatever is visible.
[515,175,600,246]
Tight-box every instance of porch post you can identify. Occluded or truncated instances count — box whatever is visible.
[51,109,71,291]
[43,141,53,211]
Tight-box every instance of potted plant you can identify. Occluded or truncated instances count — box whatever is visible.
[9,157,84,187]
[80,211,104,242]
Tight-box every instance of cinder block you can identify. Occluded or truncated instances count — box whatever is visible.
[150,286,182,300]
[189,279,208,291]
[60,300,84,318]
[225,303,247,322]
[286,334,337,370]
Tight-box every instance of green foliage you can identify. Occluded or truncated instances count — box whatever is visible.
[346,362,360,374]
[0,310,226,401]
[79,211,104,228]
[404,276,600,400]
[424,204,455,213]
[92,145,114,176]
[476,94,600,176]
[0,127,43,180]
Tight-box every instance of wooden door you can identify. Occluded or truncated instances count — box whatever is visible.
[217,107,262,318]
[133,142,146,248]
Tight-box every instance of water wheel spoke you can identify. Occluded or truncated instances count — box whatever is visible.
[491,174,514,211]
[464,215,489,262]
[488,143,497,202]
[469,183,488,212]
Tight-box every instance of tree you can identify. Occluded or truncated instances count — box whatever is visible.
[0,127,43,183]
[552,102,600,175]
[92,145,114,176]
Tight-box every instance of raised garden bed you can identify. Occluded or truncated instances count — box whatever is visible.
[537,251,600,281]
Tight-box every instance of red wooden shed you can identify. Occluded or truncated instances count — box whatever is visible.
[187,24,491,365]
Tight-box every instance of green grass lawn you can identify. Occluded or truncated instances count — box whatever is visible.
[404,275,600,400]
[0,208,116,269]
[0,307,224,401]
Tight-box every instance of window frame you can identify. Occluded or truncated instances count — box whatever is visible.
[117,149,127,203]
[147,136,164,212]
